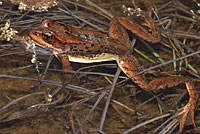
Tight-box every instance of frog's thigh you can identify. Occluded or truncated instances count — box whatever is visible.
[116,54,147,89]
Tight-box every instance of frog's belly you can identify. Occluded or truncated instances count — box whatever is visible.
[68,53,118,63]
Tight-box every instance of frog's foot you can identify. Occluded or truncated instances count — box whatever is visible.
[156,101,197,133]
[147,76,198,133]
[175,98,197,132]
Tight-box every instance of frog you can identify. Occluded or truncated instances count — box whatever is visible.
[24,7,198,133]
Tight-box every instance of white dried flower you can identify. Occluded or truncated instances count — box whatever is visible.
[0,1,3,5]
[198,10,200,14]
[18,2,28,11]
[122,5,142,16]
[30,41,37,64]
[47,94,52,102]
[0,20,18,41]
[17,1,58,12]
[24,37,41,73]
[31,40,41,73]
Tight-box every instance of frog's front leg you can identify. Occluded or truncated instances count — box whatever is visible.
[56,54,73,80]
[116,54,198,133]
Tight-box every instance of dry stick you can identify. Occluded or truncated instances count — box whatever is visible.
[58,8,105,32]
[62,0,111,20]
[0,8,38,27]
[0,51,26,57]
[69,112,76,134]
[38,67,127,79]
[57,95,96,109]
[0,50,199,95]
[85,0,113,18]
[3,65,33,73]
[131,0,137,8]
[162,30,200,59]
[117,50,200,86]
[15,11,30,22]
[0,74,96,94]
[99,67,121,131]
[121,114,171,134]
[0,92,45,115]
[158,1,173,11]
[41,54,54,80]
[58,0,81,26]
[173,1,192,15]
[1,94,64,122]
[154,111,181,133]
[38,54,54,90]
[158,119,179,134]
[0,51,199,93]
[76,91,106,134]
[170,14,194,22]
[76,64,116,72]
[173,30,200,40]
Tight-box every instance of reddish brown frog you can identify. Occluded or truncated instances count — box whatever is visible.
[24,8,198,133]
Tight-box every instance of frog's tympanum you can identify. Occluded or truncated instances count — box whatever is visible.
[24,8,198,133]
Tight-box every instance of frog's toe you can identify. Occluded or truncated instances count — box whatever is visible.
[177,102,196,133]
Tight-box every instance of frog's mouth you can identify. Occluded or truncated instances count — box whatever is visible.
[23,35,62,55]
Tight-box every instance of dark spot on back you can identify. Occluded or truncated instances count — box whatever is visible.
[79,49,84,52]
[100,36,104,39]
[91,44,94,47]
[86,50,92,53]
[100,45,103,48]
[85,46,89,49]
[97,50,101,53]
[70,45,73,50]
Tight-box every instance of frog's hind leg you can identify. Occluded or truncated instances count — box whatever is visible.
[116,54,198,133]
[112,7,161,43]
[147,76,198,132]
[109,16,132,49]
[116,54,148,89]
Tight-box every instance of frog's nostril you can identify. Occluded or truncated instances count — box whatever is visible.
[34,32,39,36]
[44,23,51,27]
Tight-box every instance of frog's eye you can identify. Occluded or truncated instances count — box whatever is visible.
[47,23,51,27]
[42,32,55,42]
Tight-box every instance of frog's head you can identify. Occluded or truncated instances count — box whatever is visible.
[24,19,64,54]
